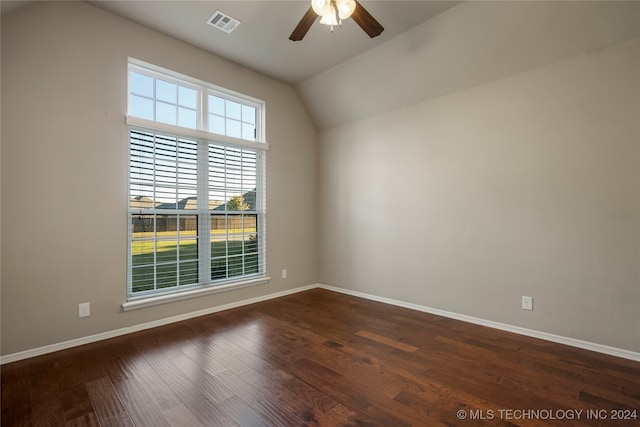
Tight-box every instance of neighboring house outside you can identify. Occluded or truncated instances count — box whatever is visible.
[212,189,256,212]
[130,191,255,233]
[212,189,257,232]
[129,195,155,209]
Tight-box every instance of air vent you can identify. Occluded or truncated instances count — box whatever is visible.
[207,10,241,33]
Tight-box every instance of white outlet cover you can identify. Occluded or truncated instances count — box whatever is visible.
[79,302,90,317]
[522,296,533,311]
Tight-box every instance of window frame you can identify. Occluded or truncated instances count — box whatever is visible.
[125,59,268,308]
[128,59,266,144]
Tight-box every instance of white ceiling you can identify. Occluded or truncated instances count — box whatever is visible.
[84,0,460,85]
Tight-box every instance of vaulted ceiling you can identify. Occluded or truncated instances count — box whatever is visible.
[298,1,640,129]
[87,0,460,85]
[3,1,638,130]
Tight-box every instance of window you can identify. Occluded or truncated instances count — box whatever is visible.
[129,71,198,128]
[127,60,267,302]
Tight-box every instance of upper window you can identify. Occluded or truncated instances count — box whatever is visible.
[208,95,257,141]
[129,71,199,128]
[127,59,267,302]
[128,62,261,142]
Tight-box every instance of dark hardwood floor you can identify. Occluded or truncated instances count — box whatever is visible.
[2,288,639,426]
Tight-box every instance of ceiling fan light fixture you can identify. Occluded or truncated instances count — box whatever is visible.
[311,0,331,16]
[289,0,384,41]
[317,0,354,28]
[336,0,356,19]
[319,13,339,26]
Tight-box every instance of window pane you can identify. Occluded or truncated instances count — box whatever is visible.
[177,193,197,209]
[211,214,225,232]
[226,100,241,120]
[211,233,227,257]
[226,119,241,138]
[228,255,243,278]
[132,266,154,293]
[131,240,154,266]
[130,96,154,120]
[244,214,257,232]
[130,72,153,97]
[130,195,155,209]
[242,123,256,141]
[131,213,154,233]
[179,261,199,285]
[211,251,227,266]
[245,233,258,253]
[211,212,227,280]
[157,263,177,289]
[242,105,256,125]
[178,86,197,108]
[156,102,177,125]
[245,252,259,274]
[156,164,176,184]
[178,107,197,129]
[181,215,198,234]
[156,214,177,233]
[155,193,176,209]
[209,115,225,134]
[227,214,243,230]
[157,247,177,265]
[156,231,177,262]
[211,258,227,280]
[156,79,177,103]
[209,95,225,115]
[179,239,198,261]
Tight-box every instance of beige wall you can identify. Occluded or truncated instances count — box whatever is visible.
[1,1,318,356]
[2,0,639,358]
[318,37,640,352]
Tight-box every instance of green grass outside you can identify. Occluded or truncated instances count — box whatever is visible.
[131,239,259,293]
[133,228,256,239]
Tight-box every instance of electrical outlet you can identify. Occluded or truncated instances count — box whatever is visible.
[79,302,90,318]
[281,269,287,279]
[522,296,533,311]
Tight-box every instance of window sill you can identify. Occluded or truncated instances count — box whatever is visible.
[121,277,270,312]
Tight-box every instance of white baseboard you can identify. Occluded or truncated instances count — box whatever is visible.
[317,284,640,362]
[3,283,639,364]
[0,284,318,365]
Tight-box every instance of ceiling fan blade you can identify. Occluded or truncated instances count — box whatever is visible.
[289,7,317,41]
[351,1,384,38]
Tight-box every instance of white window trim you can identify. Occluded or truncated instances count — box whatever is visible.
[122,277,271,311]
[125,116,269,151]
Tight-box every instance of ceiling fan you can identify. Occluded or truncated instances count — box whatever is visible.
[289,0,384,41]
